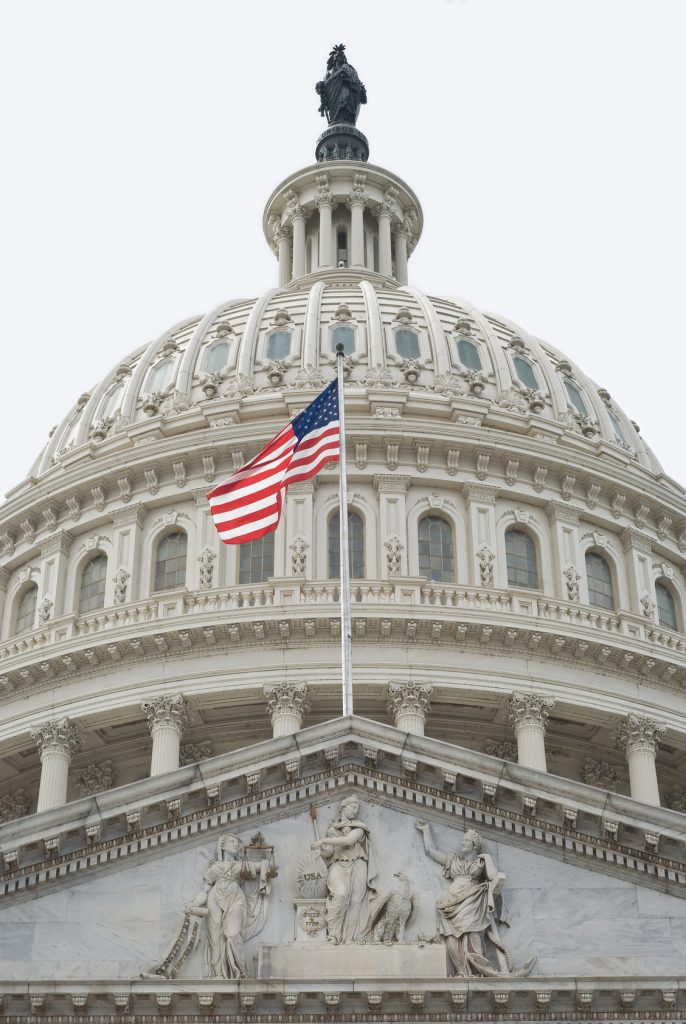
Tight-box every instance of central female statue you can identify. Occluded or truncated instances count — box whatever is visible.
[311,795,377,943]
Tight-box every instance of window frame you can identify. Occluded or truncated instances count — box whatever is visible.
[330,323,356,356]
[238,534,276,586]
[512,354,539,391]
[202,338,231,374]
[504,528,540,590]
[328,509,365,580]
[153,530,188,592]
[456,335,483,371]
[78,553,108,614]
[15,584,38,636]
[585,550,615,610]
[562,377,588,417]
[147,356,175,394]
[655,578,679,631]
[418,514,455,584]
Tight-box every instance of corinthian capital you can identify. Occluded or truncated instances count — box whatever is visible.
[141,694,191,735]
[31,717,81,758]
[508,692,555,731]
[387,681,432,722]
[616,714,666,757]
[264,682,311,722]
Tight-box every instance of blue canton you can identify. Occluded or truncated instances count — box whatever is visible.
[292,380,339,442]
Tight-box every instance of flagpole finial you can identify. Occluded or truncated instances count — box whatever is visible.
[335,343,346,357]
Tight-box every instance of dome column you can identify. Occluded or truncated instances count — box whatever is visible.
[31,718,80,812]
[284,190,307,280]
[616,714,665,805]
[316,174,334,268]
[392,221,410,285]
[387,681,432,736]
[275,224,292,287]
[347,174,368,268]
[264,682,311,737]
[142,694,191,776]
[508,692,555,772]
[375,186,397,277]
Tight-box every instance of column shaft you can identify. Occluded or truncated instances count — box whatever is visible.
[626,746,661,805]
[394,230,408,284]
[150,724,182,776]
[394,710,425,736]
[350,202,365,267]
[37,749,70,812]
[318,202,333,267]
[514,722,548,772]
[378,211,392,276]
[292,214,306,279]
[278,232,291,286]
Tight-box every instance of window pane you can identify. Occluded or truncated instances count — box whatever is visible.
[154,531,188,591]
[395,329,420,359]
[513,356,538,390]
[79,554,108,613]
[337,230,348,266]
[148,357,173,392]
[102,383,124,419]
[505,529,538,589]
[332,325,355,355]
[457,337,482,371]
[267,331,292,360]
[418,516,454,583]
[328,512,364,579]
[16,586,37,634]
[607,408,627,444]
[563,378,587,416]
[203,340,230,373]
[239,534,275,584]
[585,552,614,610]
[656,581,677,630]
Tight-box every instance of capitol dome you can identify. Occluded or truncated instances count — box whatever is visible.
[2,45,686,1013]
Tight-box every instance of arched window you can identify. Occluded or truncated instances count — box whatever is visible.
[656,580,678,631]
[328,511,365,579]
[148,357,173,393]
[202,340,230,373]
[563,378,588,416]
[418,516,454,583]
[337,229,348,267]
[512,356,538,390]
[79,554,108,613]
[154,531,188,591]
[395,329,420,359]
[456,336,482,371]
[266,331,292,360]
[607,407,627,444]
[239,534,275,584]
[102,382,124,419]
[585,551,614,610]
[505,529,539,589]
[15,585,38,635]
[331,324,355,355]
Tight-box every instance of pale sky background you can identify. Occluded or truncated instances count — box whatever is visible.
[1,0,684,497]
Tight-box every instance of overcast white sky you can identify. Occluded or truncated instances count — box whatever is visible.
[1,0,684,497]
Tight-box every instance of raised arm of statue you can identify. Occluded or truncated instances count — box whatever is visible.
[415,820,448,866]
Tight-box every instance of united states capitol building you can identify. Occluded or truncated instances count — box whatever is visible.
[1,45,686,1023]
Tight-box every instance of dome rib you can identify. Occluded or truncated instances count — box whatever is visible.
[237,288,280,378]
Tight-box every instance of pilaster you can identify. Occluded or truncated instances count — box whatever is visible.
[110,503,147,604]
[374,475,411,578]
[620,528,654,620]
[545,501,581,602]
[38,531,73,620]
[463,484,499,588]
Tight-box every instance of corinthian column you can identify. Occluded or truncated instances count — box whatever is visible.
[392,222,410,284]
[31,718,81,812]
[264,682,310,737]
[375,186,397,277]
[276,224,292,287]
[508,692,555,772]
[616,714,666,806]
[387,681,433,736]
[142,694,191,776]
[317,196,334,268]
[347,174,368,268]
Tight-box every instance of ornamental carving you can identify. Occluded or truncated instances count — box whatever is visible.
[197,548,216,590]
[640,593,655,618]
[199,370,226,399]
[387,681,432,723]
[76,759,117,797]
[616,714,666,756]
[142,694,192,735]
[485,740,517,762]
[291,365,325,389]
[384,535,403,575]
[37,597,53,625]
[296,901,327,935]
[432,371,464,398]
[31,717,81,758]
[365,365,396,389]
[0,789,29,824]
[227,373,255,399]
[666,785,686,812]
[180,741,213,766]
[563,564,580,602]
[496,387,528,414]
[477,546,495,588]
[399,358,421,384]
[112,567,130,605]
[290,536,308,577]
[264,682,311,722]
[459,367,488,395]
[508,692,555,731]
[582,758,621,792]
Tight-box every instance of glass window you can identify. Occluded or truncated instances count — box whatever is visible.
[585,551,614,610]
[79,554,108,613]
[607,407,627,444]
[395,329,420,359]
[513,356,538,390]
[202,340,230,373]
[102,382,124,419]
[328,511,365,579]
[267,331,291,360]
[239,534,275,584]
[563,378,588,416]
[457,336,482,371]
[505,529,539,589]
[418,516,454,583]
[337,229,348,267]
[15,585,37,635]
[332,325,355,355]
[148,357,173,392]
[656,580,678,630]
[154,531,188,591]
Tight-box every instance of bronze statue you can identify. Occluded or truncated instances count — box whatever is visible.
[316,44,367,126]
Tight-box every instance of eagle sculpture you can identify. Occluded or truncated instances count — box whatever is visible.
[366,871,414,944]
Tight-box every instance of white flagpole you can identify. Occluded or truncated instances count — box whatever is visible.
[336,343,353,717]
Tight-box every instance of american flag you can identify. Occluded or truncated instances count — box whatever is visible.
[207,379,340,544]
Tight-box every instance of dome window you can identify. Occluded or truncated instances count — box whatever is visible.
[395,329,420,359]
[656,580,678,631]
[154,531,188,592]
[79,554,108,614]
[607,407,628,445]
[202,339,230,374]
[505,529,539,589]
[266,330,292,360]
[563,378,588,416]
[512,356,538,391]
[585,551,614,610]
[328,511,365,579]
[239,534,275,585]
[331,324,355,355]
[418,515,454,583]
[456,336,482,371]
[15,584,37,635]
[102,382,124,419]
[148,356,174,393]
